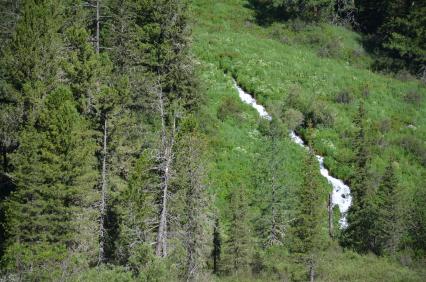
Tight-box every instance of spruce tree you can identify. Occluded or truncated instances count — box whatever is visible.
[290,151,324,282]
[212,218,222,274]
[2,87,97,279]
[0,0,65,179]
[226,185,251,274]
[343,101,377,253]
[115,150,158,273]
[254,119,288,247]
[0,0,21,50]
[374,161,402,255]
[175,124,210,280]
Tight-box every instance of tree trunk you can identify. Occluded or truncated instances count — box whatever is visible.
[212,218,221,274]
[328,193,333,238]
[155,91,175,257]
[95,0,100,54]
[1,147,7,173]
[98,117,108,264]
[309,259,315,282]
[270,174,278,245]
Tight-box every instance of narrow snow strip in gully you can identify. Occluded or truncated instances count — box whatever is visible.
[233,80,352,227]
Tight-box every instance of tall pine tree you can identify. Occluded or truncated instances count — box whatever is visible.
[374,161,403,255]
[2,87,97,279]
[290,151,325,282]
[343,101,377,253]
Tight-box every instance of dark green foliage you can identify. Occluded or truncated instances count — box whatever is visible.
[2,87,97,277]
[212,218,222,274]
[355,0,426,77]
[373,161,403,255]
[225,185,252,274]
[249,0,335,24]
[0,0,425,280]
[1,0,63,92]
[290,151,326,281]
[342,101,378,254]
[0,0,21,50]
[115,151,158,272]
[408,178,426,256]
[253,119,289,247]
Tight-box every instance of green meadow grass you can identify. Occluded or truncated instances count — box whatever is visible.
[192,0,425,280]
[192,0,425,205]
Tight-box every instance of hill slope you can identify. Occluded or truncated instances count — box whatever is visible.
[192,0,426,280]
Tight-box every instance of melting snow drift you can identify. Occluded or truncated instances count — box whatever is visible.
[233,80,272,120]
[233,80,352,227]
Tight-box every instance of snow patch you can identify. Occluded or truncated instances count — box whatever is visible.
[233,80,272,120]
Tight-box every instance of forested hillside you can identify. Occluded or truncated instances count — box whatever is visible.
[0,0,425,281]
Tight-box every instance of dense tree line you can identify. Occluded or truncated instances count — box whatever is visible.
[249,0,425,78]
[0,0,211,280]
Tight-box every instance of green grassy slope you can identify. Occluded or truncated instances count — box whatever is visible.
[191,0,426,280]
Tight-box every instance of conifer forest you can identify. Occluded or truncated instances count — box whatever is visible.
[0,0,425,281]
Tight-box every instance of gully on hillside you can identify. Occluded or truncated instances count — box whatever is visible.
[233,80,352,227]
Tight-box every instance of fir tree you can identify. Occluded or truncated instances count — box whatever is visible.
[343,101,377,253]
[212,218,222,274]
[290,151,325,282]
[226,185,251,274]
[374,161,403,255]
[175,124,210,281]
[2,87,97,278]
[115,150,158,273]
[254,118,288,247]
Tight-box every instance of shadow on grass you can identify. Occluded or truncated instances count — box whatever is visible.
[244,0,292,26]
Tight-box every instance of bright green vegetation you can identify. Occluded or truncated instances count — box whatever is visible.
[0,0,425,281]
[192,0,426,280]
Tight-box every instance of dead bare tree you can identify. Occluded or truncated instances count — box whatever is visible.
[95,0,100,54]
[98,116,108,264]
[333,0,357,27]
[155,88,176,258]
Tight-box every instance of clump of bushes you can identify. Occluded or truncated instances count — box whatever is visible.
[334,90,354,104]
[398,135,426,166]
[217,96,244,121]
[404,90,423,106]
[306,100,336,127]
[282,108,304,130]
[317,38,342,58]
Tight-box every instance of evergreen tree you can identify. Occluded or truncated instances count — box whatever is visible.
[0,0,21,50]
[212,218,222,274]
[254,119,288,247]
[408,176,426,255]
[2,87,97,279]
[0,0,64,178]
[114,150,158,273]
[343,101,377,253]
[374,161,403,255]
[355,0,426,76]
[91,58,121,263]
[354,0,388,33]
[62,4,101,114]
[251,0,335,23]
[175,123,211,280]
[290,151,325,282]
[225,185,252,274]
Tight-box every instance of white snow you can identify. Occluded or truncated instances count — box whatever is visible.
[234,80,352,228]
[233,80,272,120]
